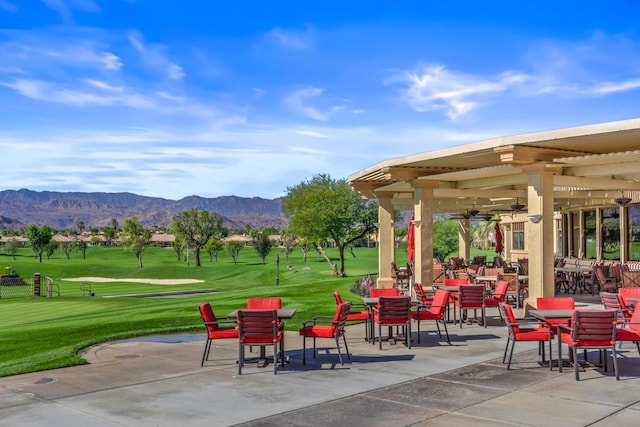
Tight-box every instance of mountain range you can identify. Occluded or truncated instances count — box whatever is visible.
[0,189,286,230]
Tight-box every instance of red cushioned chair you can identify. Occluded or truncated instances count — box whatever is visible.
[299,302,351,365]
[453,284,486,328]
[237,309,284,374]
[246,297,282,353]
[369,288,400,297]
[372,296,412,349]
[198,302,239,367]
[485,280,509,320]
[498,303,552,369]
[333,291,369,341]
[618,288,640,313]
[536,297,575,333]
[247,297,281,309]
[558,309,619,380]
[414,283,434,308]
[600,292,632,324]
[615,306,640,356]
[411,289,450,343]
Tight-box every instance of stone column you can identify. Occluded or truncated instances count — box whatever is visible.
[522,165,556,311]
[458,218,471,263]
[411,181,438,286]
[377,192,396,288]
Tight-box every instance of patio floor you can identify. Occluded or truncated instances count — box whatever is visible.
[1,294,638,426]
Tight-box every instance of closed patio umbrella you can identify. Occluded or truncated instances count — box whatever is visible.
[407,214,415,263]
[495,222,504,254]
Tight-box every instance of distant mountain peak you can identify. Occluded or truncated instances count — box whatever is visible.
[0,189,285,230]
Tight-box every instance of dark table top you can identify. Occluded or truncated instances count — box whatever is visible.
[529,309,574,320]
[226,308,297,320]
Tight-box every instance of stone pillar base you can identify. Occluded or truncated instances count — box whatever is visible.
[376,277,395,289]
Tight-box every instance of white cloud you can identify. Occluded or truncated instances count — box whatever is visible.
[265,27,315,50]
[390,64,530,119]
[283,87,349,121]
[295,130,327,138]
[40,0,100,24]
[128,31,185,81]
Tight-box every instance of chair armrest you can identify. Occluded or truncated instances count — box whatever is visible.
[302,316,335,327]
[557,324,572,333]
[204,320,236,326]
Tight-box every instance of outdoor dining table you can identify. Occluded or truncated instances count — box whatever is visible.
[529,309,574,370]
[227,308,297,365]
[555,266,593,294]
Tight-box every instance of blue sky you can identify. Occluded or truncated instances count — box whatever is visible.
[1,1,639,200]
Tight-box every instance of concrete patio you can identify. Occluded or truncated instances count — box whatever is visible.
[1,297,638,426]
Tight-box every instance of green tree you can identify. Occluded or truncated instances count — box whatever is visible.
[225,240,244,265]
[171,233,185,261]
[121,217,152,267]
[171,208,224,267]
[204,237,224,263]
[282,174,377,276]
[5,237,19,260]
[433,219,459,261]
[45,241,59,259]
[102,226,116,246]
[282,231,296,263]
[76,221,85,233]
[77,238,88,259]
[252,232,273,265]
[60,241,74,260]
[25,224,53,263]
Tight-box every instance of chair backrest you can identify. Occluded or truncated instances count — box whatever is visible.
[199,303,220,335]
[498,302,521,334]
[499,273,518,294]
[492,280,509,301]
[569,309,617,346]
[600,291,630,320]
[600,291,623,311]
[622,269,640,288]
[330,302,352,337]
[428,289,449,317]
[333,291,344,305]
[415,283,431,306]
[433,264,446,285]
[377,296,411,322]
[370,288,400,297]
[594,265,610,286]
[457,284,485,306]
[237,309,280,345]
[247,297,282,309]
[537,297,575,310]
[483,267,504,277]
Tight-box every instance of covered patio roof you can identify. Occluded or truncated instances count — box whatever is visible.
[349,118,640,213]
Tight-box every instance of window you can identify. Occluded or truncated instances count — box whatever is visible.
[602,208,620,260]
[629,205,640,261]
[512,222,525,250]
[583,210,596,259]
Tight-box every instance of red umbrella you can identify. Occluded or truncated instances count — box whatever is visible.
[407,214,415,262]
[495,222,504,254]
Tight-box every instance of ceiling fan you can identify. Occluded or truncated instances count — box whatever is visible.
[490,198,526,213]
[447,208,480,220]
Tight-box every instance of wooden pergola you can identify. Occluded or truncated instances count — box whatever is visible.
[348,118,640,310]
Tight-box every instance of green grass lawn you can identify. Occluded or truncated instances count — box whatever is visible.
[0,245,379,377]
[0,243,497,377]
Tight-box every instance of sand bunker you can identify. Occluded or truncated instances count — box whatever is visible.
[62,277,205,285]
